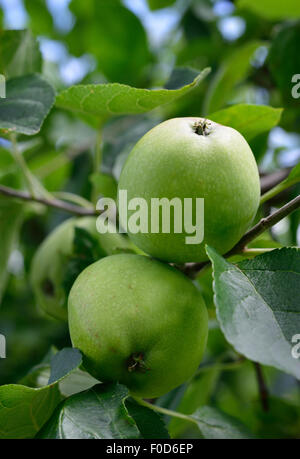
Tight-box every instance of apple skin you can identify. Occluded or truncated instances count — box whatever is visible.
[68,254,208,398]
[118,117,260,263]
[30,217,133,321]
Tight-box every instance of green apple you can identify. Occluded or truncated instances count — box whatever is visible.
[68,253,208,398]
[118,118,260,263]
[30,217,133,321]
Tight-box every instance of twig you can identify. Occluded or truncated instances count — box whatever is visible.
[183,194,300,278]
[253,362,269,412]
[0,184,99,216]
[228,194,300,255]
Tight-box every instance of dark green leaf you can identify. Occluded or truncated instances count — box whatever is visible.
[192,406,255,439]
[126,399,170,439]
[38,383,140,439]
[268,22,300,104]
[48,348,83,385]
[207,246,300,379]
[62,226,106,295]
[0,74,55,135]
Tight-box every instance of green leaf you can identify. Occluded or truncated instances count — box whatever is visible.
[148,0,177,10]
[55,69,210,126]
[58,369,99,398]
[0,348,82,439]
[204,42,261,114]
[62,226,106,296]
[237,0,300,20]
[48,348,82,384]
[24,0,54,35]
[192,406,255,439]
[0,197,23,305]
[90,172,118,200]
[207,246,300,380]
[254,396,300,438]
[268,22,300,104]
[37,383,140,439]
[18,348,56,388]
[29,149,72,192]
[0,29,42,78]
[68,0,151,86]
[126,399,170,439]
[20,348,99,397]
[210,104,283,141]
[169,369,220,438]
[0,74,55,136]
[284,163,300,188]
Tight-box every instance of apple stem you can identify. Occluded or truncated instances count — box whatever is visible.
[127,352,149,373]
[193,119,211,136]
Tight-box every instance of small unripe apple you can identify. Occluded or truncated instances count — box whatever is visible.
[118,118,260,263]
[68,254,208,398]
[30,217,133,321]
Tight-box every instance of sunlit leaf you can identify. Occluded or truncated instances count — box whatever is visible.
[56,69,210,126]
[210,104,283,140]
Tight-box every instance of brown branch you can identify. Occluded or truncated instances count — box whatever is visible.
[0,184,99,216]
[253,362,269,412]
[183,194,300,278]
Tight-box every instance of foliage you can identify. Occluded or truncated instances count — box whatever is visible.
[0,0,299,440]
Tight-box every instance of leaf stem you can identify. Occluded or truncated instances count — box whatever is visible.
[92,128,103,203]
[10,134,36,197]
[253,362,269,412]
[132,397,197,425]
[94,129,103,174]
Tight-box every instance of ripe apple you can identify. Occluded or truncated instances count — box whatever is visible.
[68,254,208,398]
[30,217,133,321]
[118,118,260,263]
